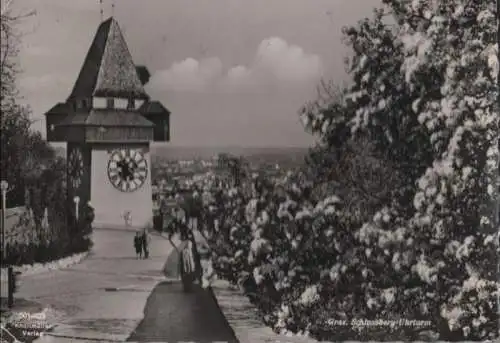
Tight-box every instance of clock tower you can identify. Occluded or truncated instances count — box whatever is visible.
[44,17,171,229]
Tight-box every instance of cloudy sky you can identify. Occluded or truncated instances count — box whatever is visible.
[12,0,380,147]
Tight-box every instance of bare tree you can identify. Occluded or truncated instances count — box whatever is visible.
[1,0,36,104]
[1,0,39,207]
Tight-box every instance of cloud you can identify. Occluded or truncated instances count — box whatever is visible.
[225,65,255,88]
[249,37,323,83]
[150,57,223,91]
[149,37,323,92]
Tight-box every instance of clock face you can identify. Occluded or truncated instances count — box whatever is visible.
[107,149,148,192]
[68,148,84,189]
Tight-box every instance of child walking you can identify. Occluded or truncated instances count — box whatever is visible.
[134,231,143,259]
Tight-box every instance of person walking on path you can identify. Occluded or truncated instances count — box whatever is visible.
[134,231,143,259]
[83,201,95,235]
[141,228,151,259]
[186,228,203,285]
[179,228,196,292]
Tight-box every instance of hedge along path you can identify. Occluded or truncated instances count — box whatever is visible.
[4,206,59,245]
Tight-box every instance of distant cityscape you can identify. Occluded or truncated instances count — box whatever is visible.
[52,143,308,203]
[151,147,305,197]
[52,144,309,165]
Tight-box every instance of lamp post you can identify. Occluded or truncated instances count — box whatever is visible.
[123,210,132,228]
[1,180,8,263]
[73,196,80,221]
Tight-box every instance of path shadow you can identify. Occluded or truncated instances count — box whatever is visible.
[126,281,239,342]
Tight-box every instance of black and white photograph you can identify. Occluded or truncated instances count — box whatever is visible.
[0,0,498,342]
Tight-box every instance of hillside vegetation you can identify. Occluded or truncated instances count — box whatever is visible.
[1,4,91,266]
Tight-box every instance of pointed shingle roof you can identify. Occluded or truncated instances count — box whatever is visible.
[68,17,149,100]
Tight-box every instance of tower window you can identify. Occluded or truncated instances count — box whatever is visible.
[82,98,90,109]
[127,98,135,110]
[106,98,115,108]
[77,99,88,110]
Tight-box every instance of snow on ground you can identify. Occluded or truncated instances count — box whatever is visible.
[1,252,89,300]
[0,252,89,281]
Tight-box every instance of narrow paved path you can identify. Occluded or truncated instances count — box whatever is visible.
[126,281,239,342]
[15,228,240,342]
[19,228,176,342]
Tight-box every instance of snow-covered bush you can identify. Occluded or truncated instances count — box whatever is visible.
[193,165,497,340]
[173,0,499,341]
[301,0,498,340]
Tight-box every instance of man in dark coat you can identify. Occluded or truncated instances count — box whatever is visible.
[141,228,150,259]
[134,231,143,259]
